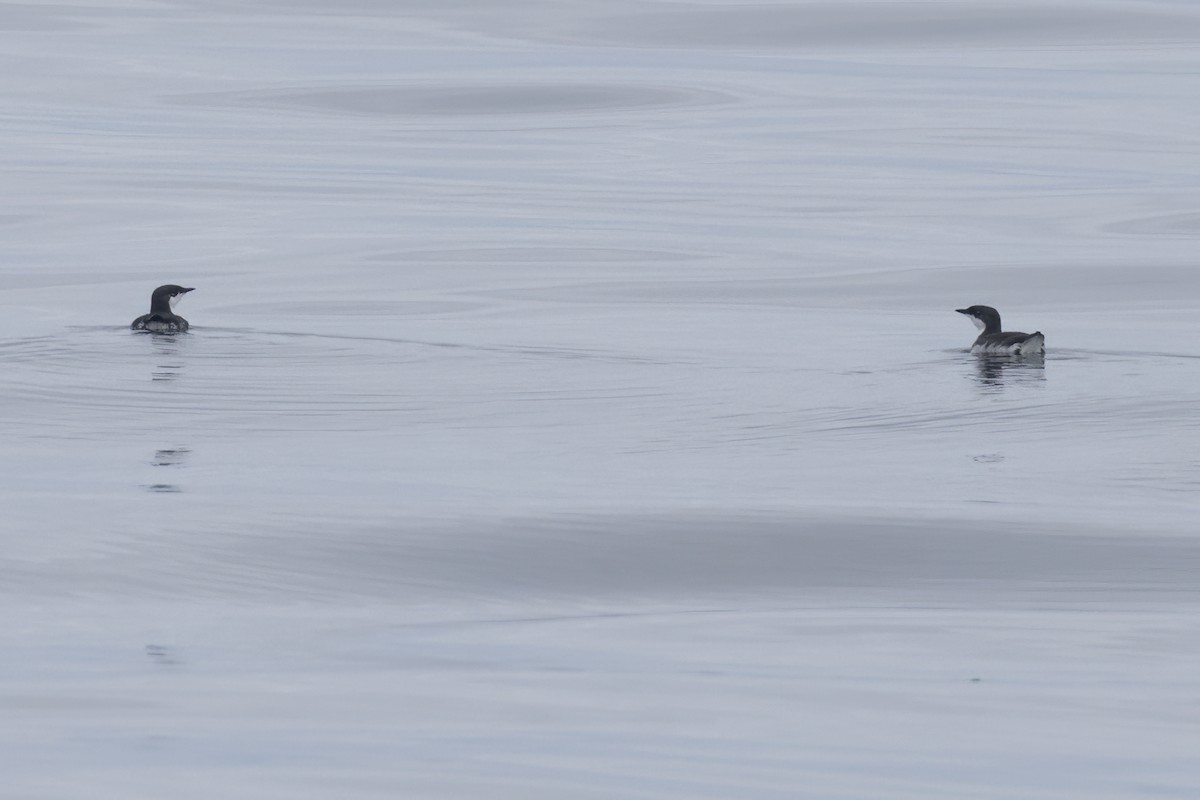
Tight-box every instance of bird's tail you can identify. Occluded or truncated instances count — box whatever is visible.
[1018,332,1045,355]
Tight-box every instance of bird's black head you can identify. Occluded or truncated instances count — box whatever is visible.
[150,284,195,313]
[956,305,1002,334]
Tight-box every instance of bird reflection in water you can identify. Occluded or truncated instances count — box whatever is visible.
[149,332,185,382]
[153,448,191,467]
[970,352,1046,389]
[147,447,190,494]
[141,335,191,492]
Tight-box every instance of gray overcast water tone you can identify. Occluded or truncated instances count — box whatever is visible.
[2,2,1199,798]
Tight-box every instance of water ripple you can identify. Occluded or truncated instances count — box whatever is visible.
[0,325,667,440]
[173,82,733,121]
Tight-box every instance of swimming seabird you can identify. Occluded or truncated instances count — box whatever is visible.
[956,305,1044,355]
[132,285,194,333]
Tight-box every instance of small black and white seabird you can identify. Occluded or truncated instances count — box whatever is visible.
[956,305,1044,355]
[132,285,194,333]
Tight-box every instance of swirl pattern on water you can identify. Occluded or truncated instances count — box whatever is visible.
[174,82,734,123]
[0,328,441,438]
[0,322,677,442]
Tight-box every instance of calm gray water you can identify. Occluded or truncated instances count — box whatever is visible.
[2,2,1199,798]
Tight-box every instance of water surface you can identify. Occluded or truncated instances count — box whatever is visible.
[1,2,1199,797]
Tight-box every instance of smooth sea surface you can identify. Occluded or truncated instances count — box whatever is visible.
[2,2,1199,797]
